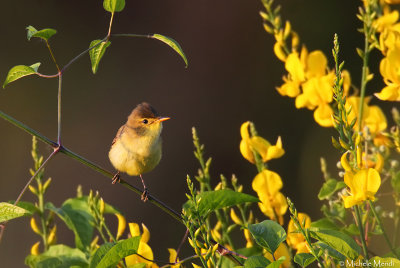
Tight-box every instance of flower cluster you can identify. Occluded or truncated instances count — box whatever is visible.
[240,121,287,224]
[374,3,400,101]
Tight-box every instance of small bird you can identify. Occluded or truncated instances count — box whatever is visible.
[108,102,170,201]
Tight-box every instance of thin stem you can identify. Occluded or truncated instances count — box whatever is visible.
[61,36,107,73]
[46,41,60,72]
[107,12,115,39]
[57,74,62,144]
[0,110,183,224]
[357,4,373,133]
[14,147,59,205]
[368,200,399,258]
[354,205,369,259]
[111,33,152,38]
[357,37,369,133]
[36,73,59,79]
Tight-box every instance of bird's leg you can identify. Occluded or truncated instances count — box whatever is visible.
[140,174,149,202]
[111,171,120,184]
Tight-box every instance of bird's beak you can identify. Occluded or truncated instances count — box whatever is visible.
[157,117,171,122]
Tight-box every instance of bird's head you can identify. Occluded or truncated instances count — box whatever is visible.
[126,102,170,137]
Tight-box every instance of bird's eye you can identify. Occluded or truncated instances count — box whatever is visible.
[142,119,148,124]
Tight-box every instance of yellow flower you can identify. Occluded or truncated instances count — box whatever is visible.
[286,213,311,254]
[30,241,40,256]
[342,168,381,208]
[376,39,400,101]
[168,248,180,268]
[345,96,387,134]
[125,222,159,268]
[264,243,291,268]
[276,49,306,97]
[115,213,127,240]
[244,229,254,248]
[240,121,285,164]
[279,49,335,127]
[252,169,288,224]
[374,9,399,33]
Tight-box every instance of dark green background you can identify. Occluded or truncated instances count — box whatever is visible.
[0,0,393,266]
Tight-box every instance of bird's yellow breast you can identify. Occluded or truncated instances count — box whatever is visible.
[108,125,163,176]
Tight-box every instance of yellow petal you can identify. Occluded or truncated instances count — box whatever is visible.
[230,208,242,225]
[341,152,352,172]
[141,223,150,244]
[365,105,387,133]
[285,52,305,82]
[47,225,57,245]
[375,85,400,101]
[115,213,126,240]
[240,139,255,164]
[273,192,288,217]
[30,217,42,235]
[244,229,253,248]
[366,168,381,194]
[274,42,287,62]
[250,136,271,162]
[129,222,140,237]
[314,104,333,127]
[31,241,40,256]
[277,79,301,97]
[306,50,327,77]
[252,169,283,197]
[266,136,285,161]
[168,248,180,267]
[192,264,202,268]
[264,243,291,268]
[343,195,360,208]
[240,121,251,140]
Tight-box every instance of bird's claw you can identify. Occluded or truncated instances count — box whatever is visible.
[141,188,149,202]
[111,172,120,184]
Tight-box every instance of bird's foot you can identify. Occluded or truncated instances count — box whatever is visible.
[141,188,149,202]
[111,172,120,184]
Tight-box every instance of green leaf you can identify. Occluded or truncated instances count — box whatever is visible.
[315,242,346,261]
[310,218,338,230]
[26,26,57,41]
[369,257,400,267]
[244,256,271,268]
[152,34,188,67]
[3,63,41,88]
[318,179,346,200]
[310,229,360,260]
[103,0,125,12]
[96,236,141,268]
[248,220,286,254]
[220,247,263,268]
[294,253,316,267]
[8,201,38,214]
[266,256,286,268]
[25,244,88,268]
[89,39,111,74]
[89,242,115,268]
[342,224,360,236]
[0,202,31,222]
[46,198,94,250]
[183,189,259,217]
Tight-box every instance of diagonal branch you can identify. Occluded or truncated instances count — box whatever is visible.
[0,110,183,223]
